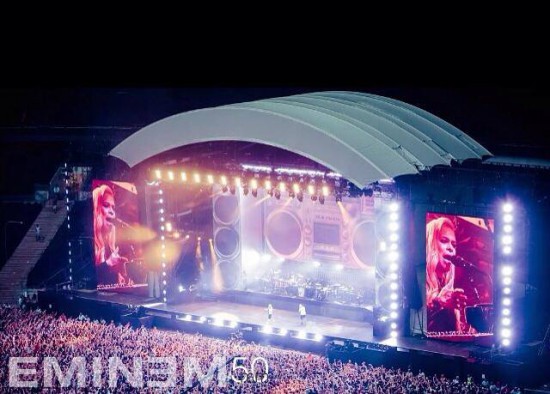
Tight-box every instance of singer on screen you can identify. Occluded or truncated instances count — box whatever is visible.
[93,184,133,287]
[426,217,470,332]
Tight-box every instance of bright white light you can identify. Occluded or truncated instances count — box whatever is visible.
[159,198,164,204]
[297,331,307,339]
[501,328,511,338]
[379,241,387,252]
[262,325,272,334]
[261,254,272,263]
[313,261,321,268]
[207,175,214,184]
[503,214,513,223]
[279,328,288,336]
[389,263,399,272]
[163,297,167,303]
[265,180,272,190]
[502,338,511,346]
[159,208,164,214]
[184,315,192,321]
[503,287,511,295]
[390,331,398,338]
[390,322,397,330]
[322,186,329,196]
[389,243,398,251]
[390,233,399,242]
[502,298,511,306]
[503,224,513,233]
[502,203,513,213]
[155,169,161,179]
[389,272,399,281]
[390,283,399,291]
[388,251,399,262]
[503,277,512,286]
[178,285,184,292]
[167,171,174,181]
[389,212,399,221]
[228,321,238,328]
[390,293,398,300]
[390,302,398,310]
[503,246,512,255]
[314,334,323,342]
[502,308,511,316]
[292,183,300,193]
[193,173,201,183]
[335,264,344,271]
[501,266,513,276]
[390,311,398,319]
[250,179,258,189]
[502,235,513,245]
[181,172,187,182]
[199,316,207,323]
[162,289,166,295]
[162,272,166,276]
[389,202,399,212]
[502,317,511,326]
[159,189,163,195]
[388,222,399,232]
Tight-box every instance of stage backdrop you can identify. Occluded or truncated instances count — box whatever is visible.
[92,180,145,289]
[425,212,494,340]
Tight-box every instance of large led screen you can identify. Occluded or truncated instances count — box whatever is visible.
[92,180,145,289]
[426,213,494,339]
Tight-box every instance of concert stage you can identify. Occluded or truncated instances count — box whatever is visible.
[45,288,492,360]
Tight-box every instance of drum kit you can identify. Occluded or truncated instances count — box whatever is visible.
[255,271,364,305]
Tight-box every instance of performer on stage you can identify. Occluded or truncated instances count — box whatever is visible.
[299,303,307,326]
[267,303,273,322]
[426,217,469,332]
[93,184,132,287]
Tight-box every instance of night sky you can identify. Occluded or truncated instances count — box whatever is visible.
[1,87,549,195]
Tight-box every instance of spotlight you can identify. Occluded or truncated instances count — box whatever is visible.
[502,203,513,213]
[502,338,511,346]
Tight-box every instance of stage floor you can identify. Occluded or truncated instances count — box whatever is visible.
[73,289,489,359]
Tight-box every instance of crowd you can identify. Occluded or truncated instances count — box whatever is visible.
[0,305,522,393]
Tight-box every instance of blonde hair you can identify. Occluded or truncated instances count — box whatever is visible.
[93,184,116,264]
[426,217,456,306]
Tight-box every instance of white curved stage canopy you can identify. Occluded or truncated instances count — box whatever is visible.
[109,91,491,188]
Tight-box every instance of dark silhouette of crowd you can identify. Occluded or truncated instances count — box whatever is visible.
[0,306,522,393]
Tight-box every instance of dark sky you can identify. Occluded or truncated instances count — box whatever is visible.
[1,87,549,195]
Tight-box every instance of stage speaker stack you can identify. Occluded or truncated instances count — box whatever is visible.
[212,186,241,290]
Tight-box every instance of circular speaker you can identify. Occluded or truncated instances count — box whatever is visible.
[217,260,239,290]
[265,210,303,259]
[213,195,239,226]
[351,220,377,268]
[214,227,240,259]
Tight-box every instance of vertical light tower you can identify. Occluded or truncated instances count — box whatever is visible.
[387,201,401,338]
[65,163,73,289]
[158,181,167,303]
[500,201,514,347]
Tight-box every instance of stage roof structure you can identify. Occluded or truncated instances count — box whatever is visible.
[109,91,491,188]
